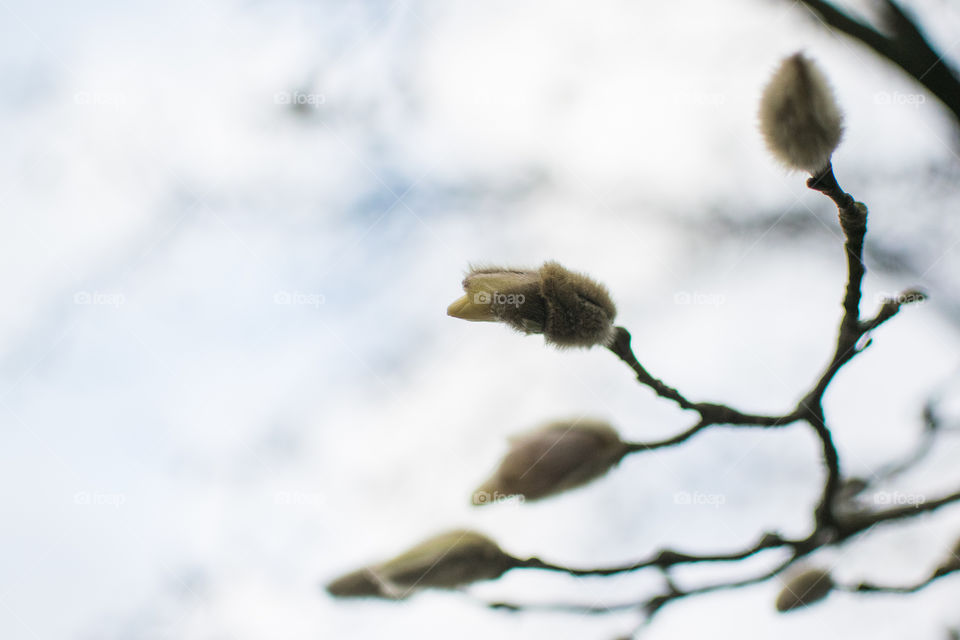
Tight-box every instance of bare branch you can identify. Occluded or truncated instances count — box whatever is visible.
[331,47,947,631]
[838,563,960,594]
[642,555,801,619]
[513,532,792,577]
[607,327,801,427]
[843,488,960,535]
[795,0,960,127]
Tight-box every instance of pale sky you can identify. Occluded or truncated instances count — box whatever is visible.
[1,1,959,638]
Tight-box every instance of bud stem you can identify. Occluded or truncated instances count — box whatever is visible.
[607,326,799,428]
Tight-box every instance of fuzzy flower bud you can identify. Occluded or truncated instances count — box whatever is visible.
[473,419,627,504]
[447,261,617,348]
[759,52,844,174]
[326,529,516,599]
[775,567,834,612]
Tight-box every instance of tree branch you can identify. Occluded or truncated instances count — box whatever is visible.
[575,162,939,620]
[842,487,960,535]
[806,408,843,532]
[642,555,800,619]
[512,532,791,577]
[485,553,803,621]
[331,61,943,628]
[839,563,960,594]
[607,327,801,427]
[794,0,960,127]
[799,164,866,407]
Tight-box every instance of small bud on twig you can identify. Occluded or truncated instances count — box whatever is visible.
[775,567,834,612]
[759,52,844,174]
[447,262,617,348]
[473,419,627,503]
[325,529,516,599]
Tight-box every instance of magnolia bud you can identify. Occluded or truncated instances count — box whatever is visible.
[326,529,516,599]
[447,262,617,348]
[446,268,542,323]
[775,567,834,612]
[942,536,960,570]
[325,567,395,599]
[759,52,844,174]
[473,419,627,503]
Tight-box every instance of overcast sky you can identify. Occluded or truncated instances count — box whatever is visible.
[1,1,959,638]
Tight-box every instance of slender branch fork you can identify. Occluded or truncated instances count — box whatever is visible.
[488,164,954,621]
[329,7,960,628]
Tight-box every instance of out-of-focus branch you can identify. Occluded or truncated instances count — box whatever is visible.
[860,395,947,487]
[490,513,960,622]
[514,531,791,577]
[806,407,842,531]
[842,487,960,534]
[642,555,800,618]
[486,598,637,615]
[795,0,960,128]
[838,563,960,594]
[861,289,926,333]
[486,481,960,624]
[486,554,803,623]
[622,418,713,453]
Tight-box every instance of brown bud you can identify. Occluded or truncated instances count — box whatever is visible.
[775,567,834,612]
[942,536,960,570]
[326,529,516,599]
[759,52,844,174]
[447,262,616,348]
[325,567,396,599]
[473,419,626,503]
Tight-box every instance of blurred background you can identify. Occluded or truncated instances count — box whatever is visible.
[1,0,959,638]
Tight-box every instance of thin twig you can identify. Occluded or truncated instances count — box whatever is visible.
[838,563,960,594]
[607,326,801,427]
[512,532,791,577]
[643,554,800,618]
